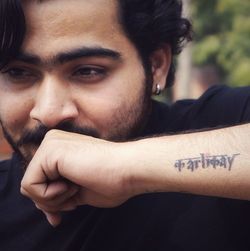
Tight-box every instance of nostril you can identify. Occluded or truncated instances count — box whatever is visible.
[30,100,79,128]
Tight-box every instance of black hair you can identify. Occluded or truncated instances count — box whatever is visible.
[0,0,25,69]
[0,0,192,87]
[118,0,192,87]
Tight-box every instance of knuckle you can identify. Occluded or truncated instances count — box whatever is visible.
[20,181,31,194]
[20,187,28,196]
[20,180,27,190]
[41,130,57,146]
[46,129,60,139]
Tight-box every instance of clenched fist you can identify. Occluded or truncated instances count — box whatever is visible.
[20,130,139,227]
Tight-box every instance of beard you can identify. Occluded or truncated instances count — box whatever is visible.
[0,76,152,169]
[1,122,101,168]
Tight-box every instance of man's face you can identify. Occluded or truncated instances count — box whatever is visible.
[0,0,152,162]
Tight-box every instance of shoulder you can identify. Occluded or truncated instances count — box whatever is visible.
[0,158,12,192]
[0,159,11,171]
[169,85,250,131]
[0,156,22,193]
[193,85,250,113]
[0,154,19,172]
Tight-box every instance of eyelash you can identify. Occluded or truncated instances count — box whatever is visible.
[72,66,107,80]
[1,65,108,86]
[2,68,36,80]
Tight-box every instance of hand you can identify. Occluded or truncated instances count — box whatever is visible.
[20,130,135,227]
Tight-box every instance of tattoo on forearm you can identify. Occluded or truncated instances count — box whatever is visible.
[175,153,240,172]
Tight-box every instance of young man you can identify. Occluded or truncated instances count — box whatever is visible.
[0,0,249,250]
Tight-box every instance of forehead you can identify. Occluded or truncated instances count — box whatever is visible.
[21,0,129,58]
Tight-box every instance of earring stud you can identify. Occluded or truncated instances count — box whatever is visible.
[155,84,162,95]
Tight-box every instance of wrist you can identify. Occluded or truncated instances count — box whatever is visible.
[115,138,174,197]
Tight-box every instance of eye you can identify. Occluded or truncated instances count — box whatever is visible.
[2,67,37,81]
[72,66,107,81]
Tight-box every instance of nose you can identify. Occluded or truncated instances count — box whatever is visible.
[30,76,79,128]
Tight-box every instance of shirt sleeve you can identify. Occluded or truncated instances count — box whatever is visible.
[193,85,250,127]
[170,85,250,131]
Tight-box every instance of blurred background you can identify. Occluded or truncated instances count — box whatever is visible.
[1,0,250,160]
[172,0,250,102]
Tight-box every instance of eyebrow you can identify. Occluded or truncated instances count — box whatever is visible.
[14,47,122,67]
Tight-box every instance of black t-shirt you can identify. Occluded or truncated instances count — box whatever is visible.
[1,85,250,251]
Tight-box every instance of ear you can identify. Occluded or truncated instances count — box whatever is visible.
[150,44,171,94]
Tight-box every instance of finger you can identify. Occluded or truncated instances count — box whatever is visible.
[21,148,61,199]
[20,180,66,201]
[34,186,79,212]
[44,180,69,199]
[37,190,83,213]
[43,183,79,207]
[43,211,62,227]
[43,182,79,203]
[21,180,76,203]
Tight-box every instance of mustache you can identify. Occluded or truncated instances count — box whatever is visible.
[16,121,100,147]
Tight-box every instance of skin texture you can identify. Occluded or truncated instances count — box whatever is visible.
[0,0,170,226]
[0,0,170,162]
[1,0,250,229]
[20,124,250,227]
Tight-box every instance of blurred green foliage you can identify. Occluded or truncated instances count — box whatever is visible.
[191,0,250,86]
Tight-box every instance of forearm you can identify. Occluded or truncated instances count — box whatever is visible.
[125,123,250,200]
[20,124,250,227]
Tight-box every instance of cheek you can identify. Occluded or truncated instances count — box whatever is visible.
[75,90,127,127]
[0,91,33,134]
[82,98,130,138]
[73,59,146,130]
[74,77,145,134]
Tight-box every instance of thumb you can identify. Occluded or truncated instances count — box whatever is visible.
[43,211,62,227]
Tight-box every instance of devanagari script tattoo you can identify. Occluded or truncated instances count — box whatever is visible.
[175,153,240,172]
